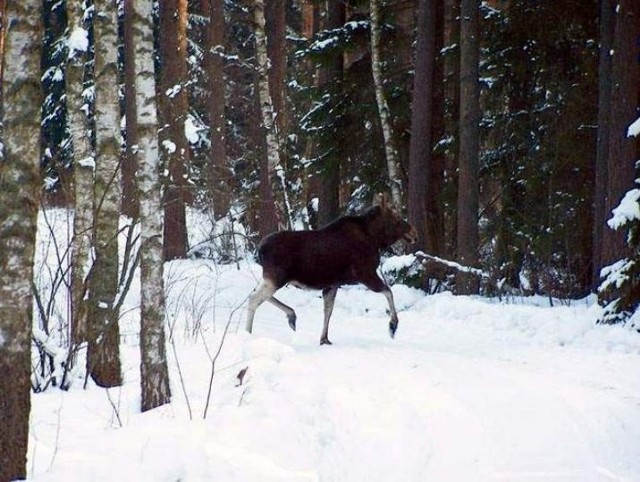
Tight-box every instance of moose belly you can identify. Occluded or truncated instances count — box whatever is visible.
[288,271,357,291]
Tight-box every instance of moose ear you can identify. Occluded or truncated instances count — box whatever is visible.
[374,192,390,209]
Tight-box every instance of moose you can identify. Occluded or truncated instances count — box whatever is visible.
[245,194,418,345]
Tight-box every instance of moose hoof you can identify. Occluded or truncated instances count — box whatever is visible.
[288,314,297,331]
[389,319,398,339]
[320,337,332,346]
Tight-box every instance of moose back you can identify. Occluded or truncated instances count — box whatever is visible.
[246,196,418,345]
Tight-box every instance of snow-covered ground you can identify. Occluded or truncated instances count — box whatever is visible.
[28,209,640,481]
[27,249,640,481]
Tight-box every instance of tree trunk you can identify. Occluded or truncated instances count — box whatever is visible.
[456,0,480,294]
[159,0,189,260]
[122,0,139,218]
[0,2,41,479]
[443,0,460,258]
[88,0,123,388]
[67,0,93,347]
[254,0,292,230]
[370,0,403,210]
[205,0,230,219]
[593,0,614,289]
[317,0,344,227]
[266,0,287,135]
[600,0,639,271]
[408,0,437,255]
[130,0,172,411]
[0,0,7,120]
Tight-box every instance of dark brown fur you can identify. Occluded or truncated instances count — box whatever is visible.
[246,197,418,345]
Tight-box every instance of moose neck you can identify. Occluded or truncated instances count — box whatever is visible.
[362,207,397,251]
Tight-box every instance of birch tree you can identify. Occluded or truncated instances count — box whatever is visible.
[254,0,292,230]
[369,0,403,210]
[129,0,172,410]
[87,0,123,388]
[0,1,42,478]
[66,0,93,350]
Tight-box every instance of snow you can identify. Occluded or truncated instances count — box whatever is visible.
[184,115,201,145]
[628,116,640,137]
[608,187,640,230]
[28,211,640,481]
[162,139,177,154]
[78,156,95,169]
[67,27,89,58]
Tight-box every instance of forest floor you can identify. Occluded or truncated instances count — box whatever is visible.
[28,249,640,481]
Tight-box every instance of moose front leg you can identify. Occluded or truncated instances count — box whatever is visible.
[362,274,399,338]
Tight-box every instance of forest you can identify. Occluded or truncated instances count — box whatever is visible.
[0,0,639,480]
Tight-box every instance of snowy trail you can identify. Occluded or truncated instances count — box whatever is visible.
[29,261,640,481]
[238,333,640,481]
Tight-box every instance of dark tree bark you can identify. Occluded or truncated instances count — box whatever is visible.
[600,0,639,272]
[205,0,230,218]
[593,0,614,288]
[317,0,344,227]
[408,0,438,255]
[443,0,460,258]
[456,0,480,294]
[0,0,7,116]
[159,0,189,260]
[0,1,41,479]
[122,0,139,218]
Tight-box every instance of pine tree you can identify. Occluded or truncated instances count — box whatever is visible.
[159,0,190,260]
[204,0,230,218]
[408,0,438,255]
[317,0,344,227]
[456,0,480,294]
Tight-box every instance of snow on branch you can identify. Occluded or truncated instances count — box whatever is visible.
[414,251,488,278]
[608,187,640,231]
[628,116,640,138]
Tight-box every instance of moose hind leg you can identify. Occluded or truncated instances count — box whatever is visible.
[245,279,277,333]
[267,296,297,331]
[320,286,338,345]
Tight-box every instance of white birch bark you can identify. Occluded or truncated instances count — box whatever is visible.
[66,0,93,347]
[253,0,293,229]
[88,0,122,387]
[0,1,41,478]
[131,0,172,411]
[369,0,403,210]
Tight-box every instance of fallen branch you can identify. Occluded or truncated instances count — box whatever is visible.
[414,250,489,279]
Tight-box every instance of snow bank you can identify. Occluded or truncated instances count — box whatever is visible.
[28,223,640,481]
